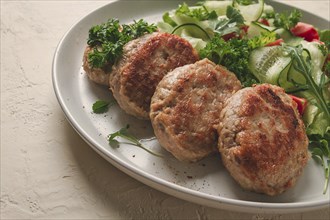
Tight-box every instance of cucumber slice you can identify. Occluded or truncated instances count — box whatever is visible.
[248,46,292,84]
[263,3,274,14]
[233,0,264,24]
[203,1,233,16]
[300,41,328,85]
[247,21,275,38]
[180,32,207,51]
[275,28,303,46]
[157,21,174,33]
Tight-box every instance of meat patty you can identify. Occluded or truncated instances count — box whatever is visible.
[218,84,309,196]
[82,46,110,86]
[150,59,242,162]
[109,32,199,119]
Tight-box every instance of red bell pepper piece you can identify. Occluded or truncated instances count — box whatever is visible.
[266,38,284,47]
[289,94,308,116]
[222,25,249,41]
[259,18,270,26]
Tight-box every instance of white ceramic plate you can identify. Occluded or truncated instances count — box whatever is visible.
[52,0,330,213]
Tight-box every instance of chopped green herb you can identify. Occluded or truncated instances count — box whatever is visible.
[108,125,163,157]
[92,100,115,113]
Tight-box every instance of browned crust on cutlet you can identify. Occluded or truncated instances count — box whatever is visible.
[218,84,309,195]
[237,85,303,173]
[150,59,242,162]
[109,32,199,119]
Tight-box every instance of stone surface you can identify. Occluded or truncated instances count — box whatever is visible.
[1,0,329,219]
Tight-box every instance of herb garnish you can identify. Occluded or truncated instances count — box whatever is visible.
[199,31,276,87]
[108,125,163,157]
[210,6,245,37]
[309,134,330,194]
[92,100,116,113]
[200,36,255,87]
[175,3,217,21]
[234,0,256,5]
[87,19,157,69]
[262,9,302,30]
[283,45,330,123]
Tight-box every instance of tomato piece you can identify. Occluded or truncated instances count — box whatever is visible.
[222,25,249,41]
[266,38,284,46]
[291,22,319,42]
[241,25,249,33]
[289,94,308,115]
[222,32,238,41]
[259,18,270,26]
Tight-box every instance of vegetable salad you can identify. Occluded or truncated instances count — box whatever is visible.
[157,0,330,193]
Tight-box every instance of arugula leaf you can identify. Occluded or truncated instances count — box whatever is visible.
[108,125,163,157]
[87,19,157,69]
[282,45,330,193]
[92,100,115,113]
[309,133,330,194]
[284,45,330,130]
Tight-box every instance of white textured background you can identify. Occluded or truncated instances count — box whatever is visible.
[1,0,330,219]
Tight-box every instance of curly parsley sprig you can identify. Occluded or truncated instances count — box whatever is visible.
[87,19,157,69]
[199,31,277,87]
[262,9,302,30]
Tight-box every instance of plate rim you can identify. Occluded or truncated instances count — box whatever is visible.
[52,0,330,213]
